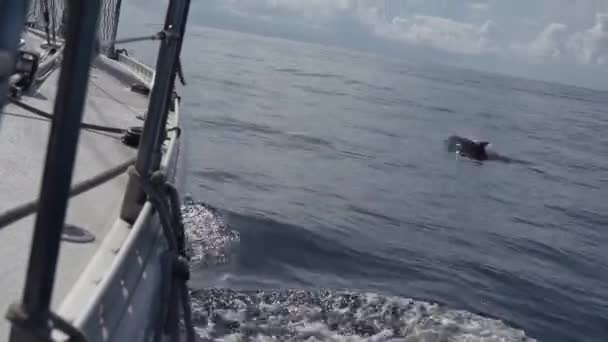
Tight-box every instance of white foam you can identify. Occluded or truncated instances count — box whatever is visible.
[181,203,534,341]
[181,201,240,266]
[190,289,535,342]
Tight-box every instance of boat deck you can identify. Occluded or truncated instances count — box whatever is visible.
[0,31,161,338]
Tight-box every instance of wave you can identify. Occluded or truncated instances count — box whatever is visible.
[292,84,349,97]
[225,52,264,62]
[273,66,395,94]
[222,208,420,280]
[181,200,539,341]
[191,169,277,193]
[191,75,259,97]
[190,288,535,341]
[194,116,283,137]
[194,116,336,154]
[274,67,343,80]
[182,199,240,267]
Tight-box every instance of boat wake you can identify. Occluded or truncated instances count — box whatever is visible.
[189,289,534,342]
[180,201,535,342]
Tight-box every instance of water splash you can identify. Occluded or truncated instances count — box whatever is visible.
[181,198,240,267]
[190,289,535,342]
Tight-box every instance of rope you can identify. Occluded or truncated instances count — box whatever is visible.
[176,58,186,86]
[8,97,126,134]
[129,169,195,342]
[103,30,167,51]
[0,157,135,229]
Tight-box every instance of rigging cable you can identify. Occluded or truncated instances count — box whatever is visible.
[90,79,141,117]
[49,0,57,44]
[101,30,189,86]
[8,97,126,134]
[0,156,136,229]
[41,0,52,47]
[111,33,161,46]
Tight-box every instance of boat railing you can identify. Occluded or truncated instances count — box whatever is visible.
[0,0,192,340]
[120,0,191,222]
[115,52,155,84]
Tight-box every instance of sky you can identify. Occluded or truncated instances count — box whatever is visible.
[125,0,608,89]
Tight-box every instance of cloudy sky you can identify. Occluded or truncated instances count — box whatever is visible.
[127,0,608,89]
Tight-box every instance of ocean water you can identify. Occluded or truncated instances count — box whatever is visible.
[170,27,608,341]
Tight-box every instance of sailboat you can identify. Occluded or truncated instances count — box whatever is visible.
[0,0,194,340]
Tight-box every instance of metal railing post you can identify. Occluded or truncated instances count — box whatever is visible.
[7,0,100,340]
[154,0,191,170]
[119,0,191,223]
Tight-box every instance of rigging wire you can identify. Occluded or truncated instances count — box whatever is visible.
[105,30,188,85]
[90,79,142,116]
[49,0,57,43]
[111,31,188,86]
[111,33,162,45]
[41,0,52,47]
[0,156,136,229]
[8,97,126,134]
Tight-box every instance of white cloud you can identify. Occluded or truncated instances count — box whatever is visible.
[199,0,607,67]
[570,13,608,64]
[264,0,352,15]
[515,23,570,61]
[185,0,608,88]
[215,0,354,24]
[511,13,608,65]
[360,10,499,56]
[469,2,490,12]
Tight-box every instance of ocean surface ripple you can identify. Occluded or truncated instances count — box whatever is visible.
[174,27,608,342]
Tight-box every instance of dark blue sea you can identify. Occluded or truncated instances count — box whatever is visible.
[124,16,608,340]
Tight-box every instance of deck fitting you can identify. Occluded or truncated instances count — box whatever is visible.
[62,224,96,243]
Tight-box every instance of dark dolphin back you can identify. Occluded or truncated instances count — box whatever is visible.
[446,135,488,161]
[446,135,467,153]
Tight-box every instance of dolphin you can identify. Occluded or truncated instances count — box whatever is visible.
[445,135,490,161]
